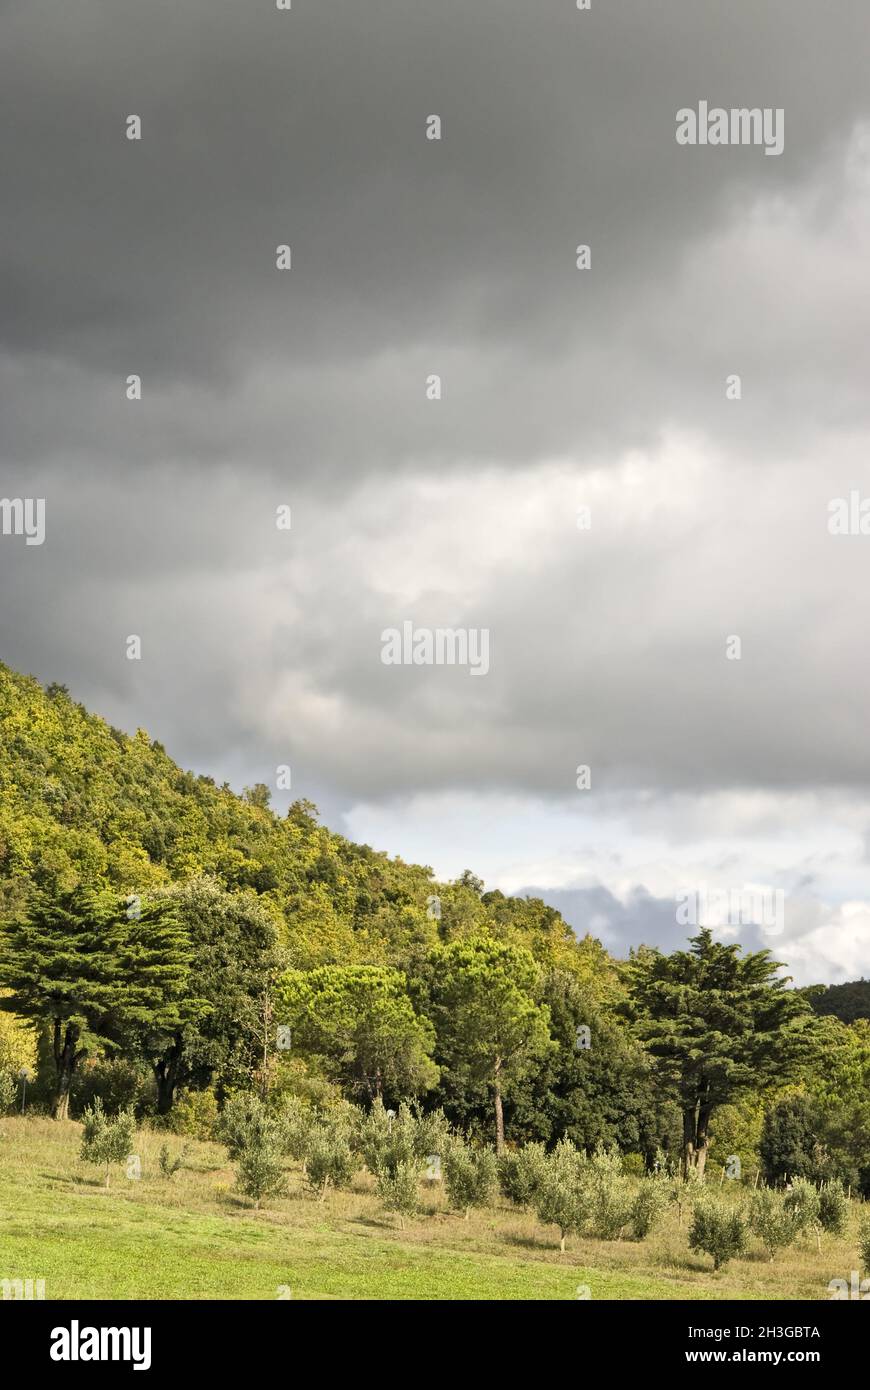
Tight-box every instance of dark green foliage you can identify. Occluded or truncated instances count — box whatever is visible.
[809,979,870,1024]
[71,1058,155,1119]
[426,935,552,1152]
[277,965,438,1104]
[0,887,191,1118]
[760,1095,830,1185]
[506,968,678,1159]
[145,877,279,1111]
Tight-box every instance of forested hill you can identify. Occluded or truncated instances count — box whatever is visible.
[0,661,598,979]
[810,979,870,1024]
[6,659,870,1189]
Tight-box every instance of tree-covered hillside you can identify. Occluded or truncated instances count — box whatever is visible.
[1,661,869,1196]
[0,662,628,1138]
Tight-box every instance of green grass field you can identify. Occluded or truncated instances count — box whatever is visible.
[0,1117,861,1300]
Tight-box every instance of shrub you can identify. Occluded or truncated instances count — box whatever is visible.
[277,1097,317,1165]
[534,1138,589,1252]
[80,1097,136,1188]
[0,1071,16,1114]
[498,1143,548,1208]
[72,1058,154,1119]
[630,1177,669,1240]
[411,1107,452,1166]
[169,1087,219,1142]
[218,1091,293,1208]
[443,1142,498,1220]
[783,1177,821,1235]
[356,1100,430,1175]
[689,1196,747,1271]
[749,1188,800,1261]
[235,1139,288,1208]
[817,1180,849,1238]
[859,1214,870,1276]
[586,1146,634,1240]
[158,1142,189,1179]
[376,1159,420,1228]
[355,1099,447,1195]
[217,1092,273,1158]
[357,1098,407,1175]
[621,1152,646,1178]
[305,1129,356,1201]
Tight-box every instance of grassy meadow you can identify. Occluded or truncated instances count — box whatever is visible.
[0,1116,862,1301]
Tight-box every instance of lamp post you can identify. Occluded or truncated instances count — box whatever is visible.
[18,1067,30,1115]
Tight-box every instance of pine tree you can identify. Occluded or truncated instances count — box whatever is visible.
[626,929,815,1177]
[0,887,191,1118]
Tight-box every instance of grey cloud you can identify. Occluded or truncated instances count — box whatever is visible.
[3,2,870,986]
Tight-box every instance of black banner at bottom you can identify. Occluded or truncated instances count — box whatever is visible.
[2,1295,865,1375]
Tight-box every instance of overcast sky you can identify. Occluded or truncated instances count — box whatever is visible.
[2,0,870,983]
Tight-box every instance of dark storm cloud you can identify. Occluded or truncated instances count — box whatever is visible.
[2,0,869,478]
[3,0,870,834]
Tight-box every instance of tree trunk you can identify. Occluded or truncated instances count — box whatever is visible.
[681,1107,695,1178]
[694,1099,712,1178]
[682,1094,712,1177]
[494,1056,505,1156]
[153,1034,183,1115]
[52,1019,80,1121]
